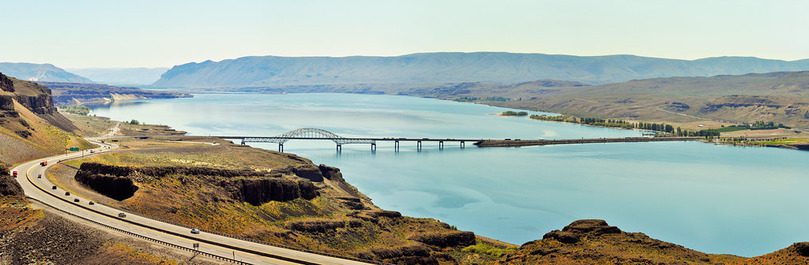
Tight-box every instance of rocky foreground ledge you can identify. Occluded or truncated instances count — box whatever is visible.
[499,219,809,265]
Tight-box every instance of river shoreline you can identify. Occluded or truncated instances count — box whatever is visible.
[86,92,809,256]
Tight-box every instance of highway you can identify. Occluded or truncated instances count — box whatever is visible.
[11,138,374,265]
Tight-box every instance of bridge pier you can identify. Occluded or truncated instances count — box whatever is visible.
[240,139,245,145]
[394,141,400,152]
[278,143,284,152]
[439,141,444,150]
[417,141,422,152]
[336,144,342,153]
[370,143,376,152]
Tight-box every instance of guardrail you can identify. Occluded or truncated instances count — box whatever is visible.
[25,196,250,264]
[26,162,287,265]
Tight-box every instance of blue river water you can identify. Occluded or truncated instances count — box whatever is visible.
[90,93,809,257]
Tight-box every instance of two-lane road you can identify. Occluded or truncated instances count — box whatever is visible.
[11,139,373,265]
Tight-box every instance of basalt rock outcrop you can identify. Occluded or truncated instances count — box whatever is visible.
[0,73,78,132]
[285,219,363,233]
[499,219,736,265]
[285,164,347,183]
[541,219,621,244]
[0,165,23,197]
[318,164,346,182]
[41,82,191,105]
[408,231,476,248]
[0,73,14,92]
[358,245,437,265]
[74,163,139,201]
[227,177,318,206]
[74,162,319,205]
[15,92,57,115]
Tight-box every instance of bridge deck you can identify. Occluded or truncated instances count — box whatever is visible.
[214,136,702,146]
[474,137,701,147]
[214,136,487,142]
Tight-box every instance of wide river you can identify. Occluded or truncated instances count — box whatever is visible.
[90,93,809,257]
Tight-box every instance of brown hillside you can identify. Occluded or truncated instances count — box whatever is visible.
[0,72,91,164]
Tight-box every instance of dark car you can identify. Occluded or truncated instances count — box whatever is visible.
[65,192,70,196]
[52,185,57,190]
[118,213,126,218]
[89,201,95,205]
[73,198,80,202]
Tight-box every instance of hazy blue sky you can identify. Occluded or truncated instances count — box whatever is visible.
[1,0,807,68]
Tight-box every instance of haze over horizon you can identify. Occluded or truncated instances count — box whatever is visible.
[1,0,808,68]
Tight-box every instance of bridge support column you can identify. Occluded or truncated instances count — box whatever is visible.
[417,141,422,152]
[460,141,465,149]
[336,144,342,153]
[370,143,376,152]
[240,139,245,145]
[394,141,400,152]
[439,141,444,150]
[278,143,284,152]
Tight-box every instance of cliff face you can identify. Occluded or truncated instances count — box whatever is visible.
[15,91,57,115]
[0,95,14,111]
[1,74,16,111]
[0,73,13,92]
[41,82,191,105]
[0,73,77,133]
[74,162,319,205]
[74,163,139,201]
[0,165,23,197]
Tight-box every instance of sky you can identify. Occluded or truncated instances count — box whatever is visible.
[1,0,808,68]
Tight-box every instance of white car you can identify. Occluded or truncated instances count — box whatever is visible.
[190,228,200,234]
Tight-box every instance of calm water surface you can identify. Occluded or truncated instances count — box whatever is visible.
[91,93,809,256]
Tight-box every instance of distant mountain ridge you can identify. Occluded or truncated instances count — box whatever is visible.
[153,52,809,88]
[69,67,168,86]
[0,63,93,83]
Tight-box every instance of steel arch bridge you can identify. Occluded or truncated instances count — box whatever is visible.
[216,128,485,152]
[241,128,376,145]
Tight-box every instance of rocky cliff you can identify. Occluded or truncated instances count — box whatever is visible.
[498,219,809,264]
[41,82,191,105]
[0,73,77,132]
[2,73,88,164]
[0,165,23,197]
[74,162,319,205]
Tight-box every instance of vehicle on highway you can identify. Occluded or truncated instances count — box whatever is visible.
[40,161,48,166]
[12,171,17,177]
[38,174,42,178]
[191,228,200,234]
[52,185,57,190]
[89,201,95,205]
[65,191,70,196]
[74,198,80,202]
[118,213,126,218]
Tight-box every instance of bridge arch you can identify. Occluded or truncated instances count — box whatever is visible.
[242,128,375,145]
